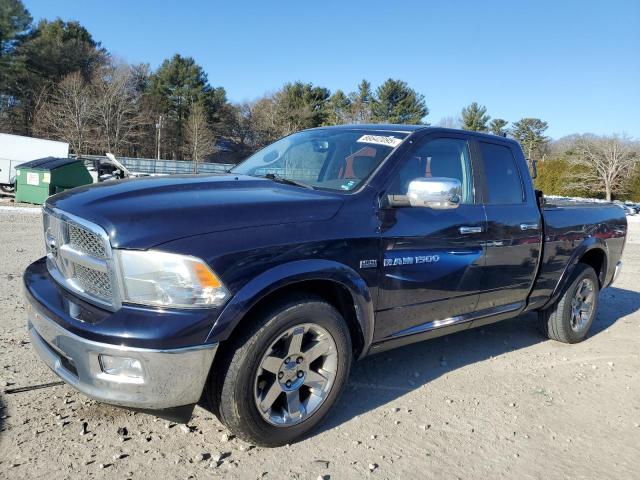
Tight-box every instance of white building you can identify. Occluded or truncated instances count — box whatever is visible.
[0,133,69,192]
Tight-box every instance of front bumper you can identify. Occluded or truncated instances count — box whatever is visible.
[26,297,218,410]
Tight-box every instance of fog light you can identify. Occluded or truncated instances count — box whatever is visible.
[99,355,143,379]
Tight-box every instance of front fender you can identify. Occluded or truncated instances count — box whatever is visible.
[205,259,375,359]
[542,237,608,310]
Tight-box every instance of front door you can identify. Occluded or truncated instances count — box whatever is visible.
[374,134,487,342]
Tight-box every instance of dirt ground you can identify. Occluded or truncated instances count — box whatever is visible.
[0,208,639,480]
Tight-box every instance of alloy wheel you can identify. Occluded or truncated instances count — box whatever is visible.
[254,323,338,426]
[570,278,595,332]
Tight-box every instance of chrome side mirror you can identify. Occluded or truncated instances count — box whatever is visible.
[407,177,462,209]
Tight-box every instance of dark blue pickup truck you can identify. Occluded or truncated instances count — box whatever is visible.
[24,125,626,446]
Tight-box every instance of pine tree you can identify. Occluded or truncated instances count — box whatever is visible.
[510,118,549,160]
[4,17,107,134]
[372,79,428,124]
[349,79,374,123]
[325,89,351,125]
[148,54,226,159]
[460,102,490,131]
[0,0,31,57]
[489,118,508,136]
[274,81,330,132]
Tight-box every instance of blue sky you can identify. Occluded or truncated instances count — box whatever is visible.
[25,0,640,139]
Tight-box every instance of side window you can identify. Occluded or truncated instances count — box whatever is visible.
[387,137,474,204]
[479,142,524,204]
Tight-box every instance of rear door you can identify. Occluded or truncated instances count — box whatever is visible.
[374,133,487,341]
[474,140,542,312]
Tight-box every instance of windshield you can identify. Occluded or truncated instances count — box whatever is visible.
[231,129,408,192]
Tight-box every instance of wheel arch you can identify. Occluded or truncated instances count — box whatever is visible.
[543,238,608,310]
[206,260,375,360]
[579,248,607,285]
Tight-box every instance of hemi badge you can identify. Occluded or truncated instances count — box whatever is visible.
[359,259,378,269]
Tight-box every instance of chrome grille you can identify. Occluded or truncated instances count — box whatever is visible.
[43,208,117,310]
[68,223,107,259]
[73,264,113,299]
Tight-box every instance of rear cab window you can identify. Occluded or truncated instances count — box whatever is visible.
[478,142,525,204]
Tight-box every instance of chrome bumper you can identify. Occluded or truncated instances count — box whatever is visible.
[26,301,217,410]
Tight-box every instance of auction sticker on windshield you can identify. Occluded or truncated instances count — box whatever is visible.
[357,135,403,148]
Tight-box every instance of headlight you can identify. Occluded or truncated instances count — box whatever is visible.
[115,250,229,308]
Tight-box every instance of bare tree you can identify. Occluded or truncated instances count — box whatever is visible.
[567,134,639,201]
[250,96,281,146]
[92,64,146,155]
[33,72,94,154]
[224,102,255,148]
[437,116,459,128]
[272,90,311,136]
[184,102,215,165]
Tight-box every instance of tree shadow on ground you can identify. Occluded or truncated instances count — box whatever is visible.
[315,286,640,435]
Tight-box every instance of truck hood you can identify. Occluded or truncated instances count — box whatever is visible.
[46,174,344,249]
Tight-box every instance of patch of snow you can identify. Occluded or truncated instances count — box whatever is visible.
[0,205,41,215]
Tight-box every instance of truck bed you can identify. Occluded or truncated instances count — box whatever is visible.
[527,201,627,309]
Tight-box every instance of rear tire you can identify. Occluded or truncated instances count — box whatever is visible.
[206,295,352,447]
[0,184,15,194]
[540,263,599,343]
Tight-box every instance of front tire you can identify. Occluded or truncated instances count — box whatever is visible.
[208,295,352,447]
[540,263,599,343]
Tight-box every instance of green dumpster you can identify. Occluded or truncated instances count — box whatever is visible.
[15,157,92,204]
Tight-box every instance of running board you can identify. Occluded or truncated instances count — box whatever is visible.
[368,302,523,355]
[388,302,523,339]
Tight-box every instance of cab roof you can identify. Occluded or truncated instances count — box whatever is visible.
[310,124,520,146]
[311,123,426,134]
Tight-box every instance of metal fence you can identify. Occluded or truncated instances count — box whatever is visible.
[76,155,234,175]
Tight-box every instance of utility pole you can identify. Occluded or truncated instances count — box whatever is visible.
[156,114,163,160]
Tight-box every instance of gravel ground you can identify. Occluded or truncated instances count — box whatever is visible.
[0,192,41,210]
[1,210,639,479]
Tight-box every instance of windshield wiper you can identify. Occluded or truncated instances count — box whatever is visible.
[264,172,315,190]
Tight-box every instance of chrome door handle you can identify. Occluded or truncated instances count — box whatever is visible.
[520,223,539,231]
[459,226,483,234]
